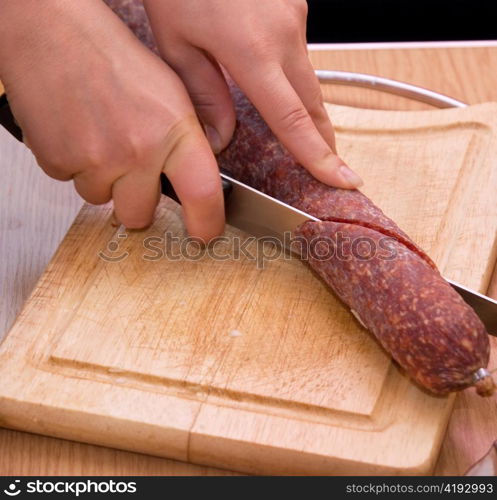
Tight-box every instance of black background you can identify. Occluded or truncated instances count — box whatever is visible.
[306,0,497,43]
[1,476,496,499]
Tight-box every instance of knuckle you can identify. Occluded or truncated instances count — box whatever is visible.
[35,154,72,180]
[280,3,307,35]
[113,124,162,169]
[82,147,109,171]
[163,114,198,155]
[242,36,276,63]
[307,91,328,121]
[188,90,219,111]
[189,177,220,204]
[73,135,116,172]
[278,106,311,131]
[287,0,308,19]
[282,17,302,36]
[86,126,161,174]
[119,130,155,167]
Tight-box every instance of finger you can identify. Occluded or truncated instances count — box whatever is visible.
[25,139,75,181]
[162,116,225,242]
[73,171,113,205]
[36,159,74,181]
[283,55,337,152]
[112,170,162,230]
[158,44,236,154]
[231,65,363,189]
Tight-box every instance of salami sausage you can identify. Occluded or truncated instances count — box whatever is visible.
[106,0,495,397]
[218,86,494,397]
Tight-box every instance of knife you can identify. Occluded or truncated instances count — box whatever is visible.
[196,172,497,336]
[2,92,497,333]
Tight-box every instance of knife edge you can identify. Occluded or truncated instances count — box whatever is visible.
[447,279,497,335]
[220,173,497,335]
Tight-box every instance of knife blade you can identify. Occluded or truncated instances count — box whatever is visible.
[215,173,497,335]
[446,280,497,335]
[222,172,319,244]
[1,93,496,334]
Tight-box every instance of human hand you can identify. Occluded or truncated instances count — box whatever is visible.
[143,0,363,189]
[0,0,224,240]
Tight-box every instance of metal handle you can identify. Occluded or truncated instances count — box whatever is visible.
[315,69,467,109]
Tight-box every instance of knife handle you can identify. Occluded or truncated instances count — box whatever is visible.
[160,172,232,204]
[0,93,23,142]
[0,92,233,203]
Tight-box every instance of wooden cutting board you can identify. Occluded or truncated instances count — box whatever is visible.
[1,102,497,475]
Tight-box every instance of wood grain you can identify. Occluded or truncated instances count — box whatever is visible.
[1,101,497,475]
[1,44,497,476]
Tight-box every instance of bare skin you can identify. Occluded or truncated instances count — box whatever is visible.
[0,0,363,240]
[144,0,363,188]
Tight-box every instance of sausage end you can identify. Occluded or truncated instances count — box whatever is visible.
[474,371,496,397]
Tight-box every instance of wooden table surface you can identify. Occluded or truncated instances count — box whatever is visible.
[1,43,497,476]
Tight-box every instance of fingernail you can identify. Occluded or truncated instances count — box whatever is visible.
[205,125,222,154]
[339,165,364,188]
